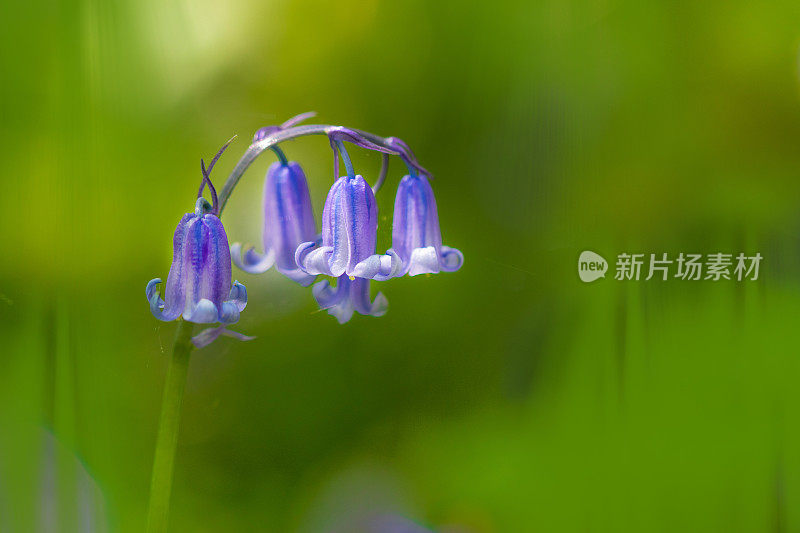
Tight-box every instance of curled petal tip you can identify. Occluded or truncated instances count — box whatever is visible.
[228,281,248,312]
[373,249,403,281]
[146,278,163,300]
[440,246,464,272]
[296,242,335,276]
[148,286,165,320]
[350,255,382,279]
[351,250,402,281]
[146,278,180,321]
[231,242,275,274]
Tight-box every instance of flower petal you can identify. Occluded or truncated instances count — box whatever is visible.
[297,243,335,276]
[198,215,233,308]
[351,249,402,280]
[228,281,247,312]
[146,278,164,307]
[350,254,383,279]
[312,277,354,323]
[312,278,347,309]
[163,214,196,318]
[370,292,389,317]
[373,249,403,281]
[219,301,240,324]
[312,276,388,324]
[176,216,204,316]
[407,246,441,277]
[146,278,182,321]
[440,246,464,272]
[185,298,219,324]
[326,298,355,324]
[231,242,275,274]
[278,266,317,287]
[350,277,388,317]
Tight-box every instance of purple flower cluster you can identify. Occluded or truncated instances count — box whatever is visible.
[147,114,462,347]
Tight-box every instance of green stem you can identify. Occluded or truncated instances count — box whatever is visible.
[146,320,194,533]
[270,145,289,166]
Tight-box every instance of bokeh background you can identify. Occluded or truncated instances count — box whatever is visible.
[3,0,800,531]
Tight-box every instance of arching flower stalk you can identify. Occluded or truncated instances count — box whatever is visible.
[145,113,462,533]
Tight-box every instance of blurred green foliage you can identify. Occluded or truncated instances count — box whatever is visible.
[2,0,800,531]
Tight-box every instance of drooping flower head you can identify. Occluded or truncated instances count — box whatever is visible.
[146,140,251,347]
[146,118,464,329]
[295,174,399,281]
[293,137,401,323]
[391,173,463,276]
[147,197,246,323]
[231,160,317,285]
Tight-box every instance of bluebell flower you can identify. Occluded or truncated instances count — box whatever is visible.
[231,161,317,286]
[390,174,463,276]
[295,174,400,280]
[146,197,250,348]
[312,275,388,324]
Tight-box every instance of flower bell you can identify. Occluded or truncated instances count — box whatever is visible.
[231,161,317,286]
[146,142,252,348]
[147,196,247,323]
[312,275,388,324]
[295,174,400,280]
[390,174,463,276]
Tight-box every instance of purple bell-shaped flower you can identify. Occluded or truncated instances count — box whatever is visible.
[147,140,252,348]
[295,175,400,280]
[390,174,463,276]
[231,161,317,286]
[147,197,248,330]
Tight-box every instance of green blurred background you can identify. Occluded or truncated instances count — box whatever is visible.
[2,0,800,531]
